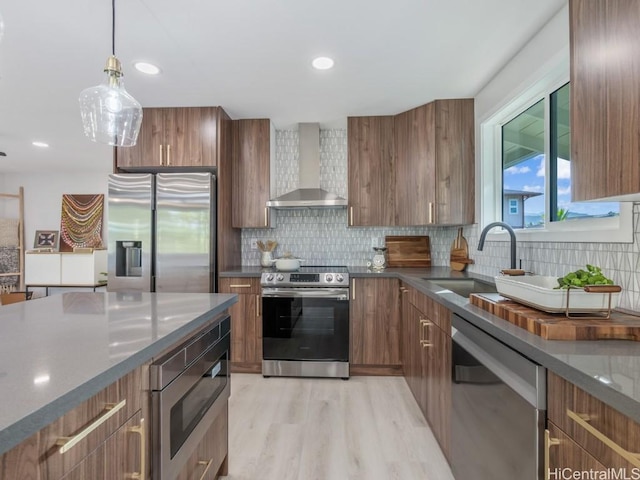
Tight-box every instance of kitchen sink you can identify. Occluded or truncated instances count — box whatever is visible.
[424,278,498,298]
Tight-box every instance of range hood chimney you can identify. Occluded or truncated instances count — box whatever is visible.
[266,123,347,208]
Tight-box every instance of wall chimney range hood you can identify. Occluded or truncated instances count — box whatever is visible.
[266,123,347,208]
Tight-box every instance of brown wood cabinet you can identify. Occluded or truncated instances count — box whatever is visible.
[349,277,402,374]
[60,411,145,480]
[400,283,451,459]
[546,421,607,479]
[570,0,640,201]
[395,99,474,225]
[347,116,396,226]
[231,119,274,228]
[0,366,147,480]
[219,277,262,373]
[176,404,228,480]
[547,371,640,475]
[116,107,219,169]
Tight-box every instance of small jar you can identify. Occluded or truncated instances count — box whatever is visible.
[260,251,274,268]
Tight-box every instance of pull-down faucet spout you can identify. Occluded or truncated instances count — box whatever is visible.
[477,222,517,270]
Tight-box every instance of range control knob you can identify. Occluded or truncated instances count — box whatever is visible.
[325,274,333,283]
[335,273,344,283]
[266,273,274,282]
[276,274,284,281]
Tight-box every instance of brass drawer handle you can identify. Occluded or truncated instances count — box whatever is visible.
[229,284,252,288]
[166,144,172,166]
[198,459,213,480]
[420,340,432,348]
[126,418,146,480]
[264,207,268,227]
[256,294,260,317]
[57,399,127,453]
[159,145,164,165]
[567,409,640,467]
[428,202,434,224]
[349,206,353,226]
[544,429,560,480]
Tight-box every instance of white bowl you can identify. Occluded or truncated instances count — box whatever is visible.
[494,275,620,313]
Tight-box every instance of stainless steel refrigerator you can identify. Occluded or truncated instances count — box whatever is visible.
[107,173,216,293]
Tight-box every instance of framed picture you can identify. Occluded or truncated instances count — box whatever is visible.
[34,230,59,250]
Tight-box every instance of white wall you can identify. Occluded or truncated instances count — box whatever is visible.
[1,171,110,248]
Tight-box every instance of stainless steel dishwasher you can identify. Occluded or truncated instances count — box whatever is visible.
[451,314,546,480]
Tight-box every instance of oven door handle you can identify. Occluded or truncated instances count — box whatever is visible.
[261,288,349,300]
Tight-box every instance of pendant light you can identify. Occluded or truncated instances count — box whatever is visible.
[79,0,142,147]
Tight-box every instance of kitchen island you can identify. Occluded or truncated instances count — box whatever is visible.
[0,291,236,477]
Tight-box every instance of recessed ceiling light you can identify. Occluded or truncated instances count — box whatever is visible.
[133,62,161,75]
[312,56,335,70]
[32,141,49,148]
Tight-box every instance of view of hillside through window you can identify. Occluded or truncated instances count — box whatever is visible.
[502,83,619,229]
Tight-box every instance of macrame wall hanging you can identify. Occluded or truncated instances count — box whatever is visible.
[59,194,104,252]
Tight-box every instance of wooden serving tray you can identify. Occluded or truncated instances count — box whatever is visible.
[470,293,640,341]
[385,235,431,267]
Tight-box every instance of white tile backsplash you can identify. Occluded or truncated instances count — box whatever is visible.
[242,129,640,311]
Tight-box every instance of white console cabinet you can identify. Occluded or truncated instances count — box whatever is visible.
[25,250,107,286]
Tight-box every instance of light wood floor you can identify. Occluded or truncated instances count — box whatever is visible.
[220,374,455,480]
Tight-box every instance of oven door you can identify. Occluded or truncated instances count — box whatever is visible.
[152,332,230,480]
[262,288,349,362]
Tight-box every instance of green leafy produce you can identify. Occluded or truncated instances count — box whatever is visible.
[556,264,614,289]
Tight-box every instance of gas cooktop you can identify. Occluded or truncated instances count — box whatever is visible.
[260,266,349,287]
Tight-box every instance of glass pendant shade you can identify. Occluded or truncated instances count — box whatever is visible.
[79,55,143,147]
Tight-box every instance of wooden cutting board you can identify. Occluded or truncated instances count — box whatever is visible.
[385,236,431,267]
[470,293,640,341]
[449,227,474,271]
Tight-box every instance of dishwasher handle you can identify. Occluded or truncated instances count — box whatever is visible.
[452,314,546,409]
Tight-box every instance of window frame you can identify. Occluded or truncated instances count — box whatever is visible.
[479,66,633,244]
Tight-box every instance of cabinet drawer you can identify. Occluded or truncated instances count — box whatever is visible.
[410,289,451,332]
[176,403,228,480]
[219,277,261,294]
[548,371,640,469]
[38,367,143,480]
[60,411,145,480]
[547,421,607,476]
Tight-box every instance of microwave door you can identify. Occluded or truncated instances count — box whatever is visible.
[107,173,154,292]
[155,173,214,293]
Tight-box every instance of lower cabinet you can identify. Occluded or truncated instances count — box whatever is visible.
[401,282,451,460]
[350,277,402,375]
[176,403,229,480]
[546,371,640,477]
[61,411,145,480]
[219,278,262,373]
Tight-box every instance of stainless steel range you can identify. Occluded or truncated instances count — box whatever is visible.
[261,266,350,379]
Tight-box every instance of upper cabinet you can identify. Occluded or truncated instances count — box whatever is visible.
[570,0,640,201]
[115,107,219,170]
[231,119,275,228]
[348,99,474,227]
[347,116,396,226]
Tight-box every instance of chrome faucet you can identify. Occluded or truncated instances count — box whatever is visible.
[477,221,517,270]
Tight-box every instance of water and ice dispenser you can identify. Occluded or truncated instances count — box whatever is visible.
[115,241,142,277]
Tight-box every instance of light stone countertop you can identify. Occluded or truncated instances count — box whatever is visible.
[222,265,640,423]
[0,292,237,456]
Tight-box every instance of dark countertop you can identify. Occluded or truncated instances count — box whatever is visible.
[0,292,237,456]
[222,265,640,422]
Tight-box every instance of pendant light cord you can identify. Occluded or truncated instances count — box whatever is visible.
[111,0,116,55]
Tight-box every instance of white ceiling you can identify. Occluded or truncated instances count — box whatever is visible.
[0,0,566,173]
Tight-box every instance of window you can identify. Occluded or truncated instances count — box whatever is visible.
[501,83,619,230]
[481,73,632,243]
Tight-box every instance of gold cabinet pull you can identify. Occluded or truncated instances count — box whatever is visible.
[264,207,268,227]
[197,459,213,480]
[428,202,434,224]
[166,144,171,166]
[229,284,251,288]
[420,317,432,347]
[544,429,560,480]
[567,409,640,467]
[349,206,354,226]
[256,294,260,317]
[351,279,355,301]
[57,399,127,453]
[126,418,146,480]
[159,145,164,165]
